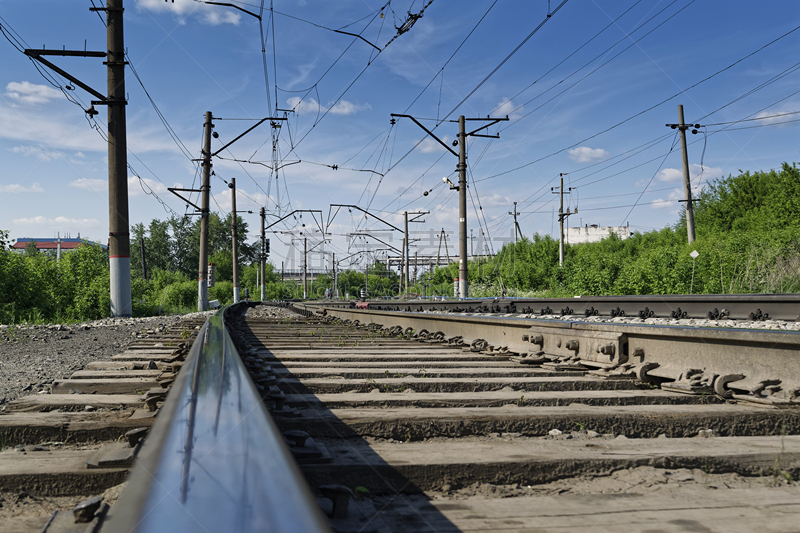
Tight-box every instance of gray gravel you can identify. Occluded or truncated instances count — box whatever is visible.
[0,311,214,406]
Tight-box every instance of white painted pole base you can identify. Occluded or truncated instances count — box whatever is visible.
[459,278,468,299]
[233,286,240,304]
[110,257,132,317]
[198,280,207,311]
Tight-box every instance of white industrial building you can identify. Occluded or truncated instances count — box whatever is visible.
[566,223,632,244]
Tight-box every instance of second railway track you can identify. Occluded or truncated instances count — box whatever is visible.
[225,303,800,532]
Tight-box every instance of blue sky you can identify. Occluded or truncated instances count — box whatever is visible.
[1,0,798,272]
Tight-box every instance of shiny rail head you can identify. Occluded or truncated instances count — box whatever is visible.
[106,305,330,533]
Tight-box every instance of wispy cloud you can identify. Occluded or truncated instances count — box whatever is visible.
[286,97,370,116]
[11,145,66,161]
[4,81,62,106]
[0,182,45,194]
[137,0,241,25]
[568,146,609,163]
[13,215,99,227]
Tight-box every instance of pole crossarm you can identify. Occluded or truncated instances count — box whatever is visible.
[167,188,203,212]
[348,233,402,254]
[211,117,287,157]
[391,114,457,156]
[23,50,107,102]
[329,204,403,233]
[265,209,324,235]
[408,210,429,223]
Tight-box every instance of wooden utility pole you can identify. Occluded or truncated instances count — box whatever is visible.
[197,111,213,311]
[260,208,266,301]
[230,178,239,303]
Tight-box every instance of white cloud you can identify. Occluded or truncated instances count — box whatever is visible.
[286,97,369,116]
[13,215,99,227]
[11,145,66,161]
[755,108,798,125]
[568,146,609,163]
[202,9,241,25]
[419,136,450,154]
[479,193,512,207]
[658,164,722,184]
[495,98,523,119]
[656,168,683,183]
[136,0,240,24]
[329,100,371,115]
[0,182,45,194]
[650,189,683,210]
[5,82,62,106]
[128,176,182,198]
[69,178,107,192]
[287,97,324,115]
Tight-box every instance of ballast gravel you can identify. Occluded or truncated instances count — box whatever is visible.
[0,311,214,406]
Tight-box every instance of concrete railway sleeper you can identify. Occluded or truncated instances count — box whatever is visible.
[6,302,800,532]
[0,315,207,532]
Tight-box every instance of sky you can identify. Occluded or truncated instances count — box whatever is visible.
[1,0,799,274]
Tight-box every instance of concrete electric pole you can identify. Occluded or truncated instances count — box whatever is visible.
[23,1,133,316]
[260,207,266,301]
[552,173,575,266]
[197,111,213,311]
[106,0,132,317]
[391,113,507,299]
[303,237,308,299]
[509,202,521,245]
[667,105,701,243]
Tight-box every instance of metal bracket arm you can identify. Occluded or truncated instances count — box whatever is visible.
[391,114,458,157]
[168,188,203,212]
[23,50,106,102]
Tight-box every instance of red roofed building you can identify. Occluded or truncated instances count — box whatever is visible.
[12,235,108,253]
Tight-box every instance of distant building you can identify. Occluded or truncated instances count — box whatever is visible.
[12,234,108,254]
[566,223,631,245]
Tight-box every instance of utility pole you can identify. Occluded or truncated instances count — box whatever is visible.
[107,0,132,316]
[23,2,132,315]
[509,202,521,244]
[230,177,239,303]
[391,113,507,298]
[552,173,575,266]
[404,211,410,294]
[456,116,468,299]
[332,253,337,298]
[303,237,308,299]
[197,111,213,311]
[260,207,266,301]
[667,105,700,243]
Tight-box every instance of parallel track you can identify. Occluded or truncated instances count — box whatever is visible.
[223,304,800,532]
[320,293,800,321]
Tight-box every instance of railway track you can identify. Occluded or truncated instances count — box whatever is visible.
[326,293,800,322]
[8,299,799,532]
[0,316,206,532]
[224,303,800,531]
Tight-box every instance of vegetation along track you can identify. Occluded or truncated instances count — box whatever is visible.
[231,302,800,532]
[0,315,205,532]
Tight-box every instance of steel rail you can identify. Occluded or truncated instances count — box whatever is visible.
[313,293,800,321]
[107,306,330,533]
[293,303,800,406]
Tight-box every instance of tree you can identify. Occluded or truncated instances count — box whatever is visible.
[25,240,38,256]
